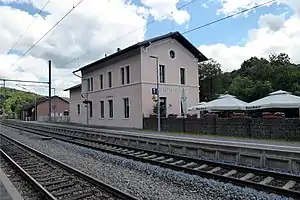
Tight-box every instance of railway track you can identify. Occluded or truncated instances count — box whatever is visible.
[0,133,138,200]
[2,121,300,199]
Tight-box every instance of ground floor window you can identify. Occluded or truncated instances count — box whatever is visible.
[123,98,129,118]
[108,100,113,118]
[100,101,104,118]
[89,102,93,118]
[77,104,80,115]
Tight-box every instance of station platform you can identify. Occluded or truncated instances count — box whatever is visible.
[0,168,24,200]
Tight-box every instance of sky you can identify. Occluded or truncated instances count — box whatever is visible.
[0,0,300,97]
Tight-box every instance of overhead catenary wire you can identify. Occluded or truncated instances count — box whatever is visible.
[10,0,85,68]
[6,0,52,55]
[182,0,277,35]
[62,0,201,67]
[63,0,277,68]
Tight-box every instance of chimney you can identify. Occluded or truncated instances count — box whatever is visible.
[117,48,121,52]
[105,53,107,57]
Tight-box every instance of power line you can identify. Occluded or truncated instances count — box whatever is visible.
[62,0,200,67]
[10,0,85,68]
[182,0,277,35]
[6,0,52,55]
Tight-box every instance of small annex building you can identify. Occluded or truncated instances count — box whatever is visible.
[20,95,69,121]
[65,31,208,128]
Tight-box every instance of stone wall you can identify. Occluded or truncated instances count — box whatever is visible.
[143,117,300,140]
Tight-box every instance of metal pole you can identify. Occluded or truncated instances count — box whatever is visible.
[48,60,52,122]
[86,91,89,125]
[3,80,6,119]
[34,96,37,121]
[156,57,161,132]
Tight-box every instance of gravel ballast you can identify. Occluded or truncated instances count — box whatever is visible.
[1,126,294,200]
[0,155,43,200]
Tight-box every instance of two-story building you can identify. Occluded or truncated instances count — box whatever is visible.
[64,32,208,128]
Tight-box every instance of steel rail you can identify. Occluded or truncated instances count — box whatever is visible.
[0,133,138,200]
[2,122,300,198]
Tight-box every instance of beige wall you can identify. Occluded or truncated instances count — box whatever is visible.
[71,53,143,128]
[37,97,69,117]
[69,88,86,124]
[69,37,201,128]
[141,38,199,116]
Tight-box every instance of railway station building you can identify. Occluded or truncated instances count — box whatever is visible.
[64,32,208,128]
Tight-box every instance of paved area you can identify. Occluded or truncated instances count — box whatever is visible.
[0,168,24,200]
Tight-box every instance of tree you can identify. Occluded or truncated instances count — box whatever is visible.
[0,87,40,118]
[198,59,222,101]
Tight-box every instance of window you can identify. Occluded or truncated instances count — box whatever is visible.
[108,71,112,88]
[169,50,175,59]
[125,65,130,84]
[123,98,129,118]
[77,104,80,115]
[159,65,165,83]
[100,101,104,118]
[99,74,103,89]
[89,102,93,118]
[180,68,185,85]
[108,100,113,118]
[87,77,94,92]
[121,67,125,85]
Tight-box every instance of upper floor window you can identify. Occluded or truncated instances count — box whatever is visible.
[99,74,103,89]
[108,71,112,88]
[87,77,93,92]
[169,50,175,59]
[125,65,130,84]
[180,68,185,85]
[159,65,165,83]
[121,67,125,85]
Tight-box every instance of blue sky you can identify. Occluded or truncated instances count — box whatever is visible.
[0,0,291,49]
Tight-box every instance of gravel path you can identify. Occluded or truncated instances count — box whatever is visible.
[1,127,294,200]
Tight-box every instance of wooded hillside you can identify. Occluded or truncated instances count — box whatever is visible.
[199,53,300,102]
[0,87,40,117]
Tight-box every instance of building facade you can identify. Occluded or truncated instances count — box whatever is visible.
[20,96,69,121]
[65,32,207,128]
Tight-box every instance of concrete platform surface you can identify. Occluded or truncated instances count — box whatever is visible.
[0,168,24,200]
[27,121,300,152]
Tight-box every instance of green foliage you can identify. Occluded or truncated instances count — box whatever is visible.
[0,87,40,118]
[199,53,300,102]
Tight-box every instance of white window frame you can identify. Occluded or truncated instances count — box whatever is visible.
[123,97,130,118]
[99,73,104,90]
[108,71,113,88]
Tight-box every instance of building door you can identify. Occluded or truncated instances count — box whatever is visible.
[160,97,167,117]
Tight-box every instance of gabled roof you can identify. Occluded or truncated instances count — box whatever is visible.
[21,95,69,111]
[73,31,208,73]
[64,84,81,91]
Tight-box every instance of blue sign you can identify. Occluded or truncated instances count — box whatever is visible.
[151,88,158,95]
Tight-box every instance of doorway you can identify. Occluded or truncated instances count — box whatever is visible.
[160,97,167,117]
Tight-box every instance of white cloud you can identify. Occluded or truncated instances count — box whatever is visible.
[0,0,191,97]
[140,0,190,25]
[199,12,300,72]
[216,0,278,15]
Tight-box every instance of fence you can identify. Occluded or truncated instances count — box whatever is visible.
[143,117,300,141]
[37,116,70,123]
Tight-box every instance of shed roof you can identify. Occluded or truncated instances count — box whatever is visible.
[21,95,69,111]
[64,84,81,91]
[73,31,208,73]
